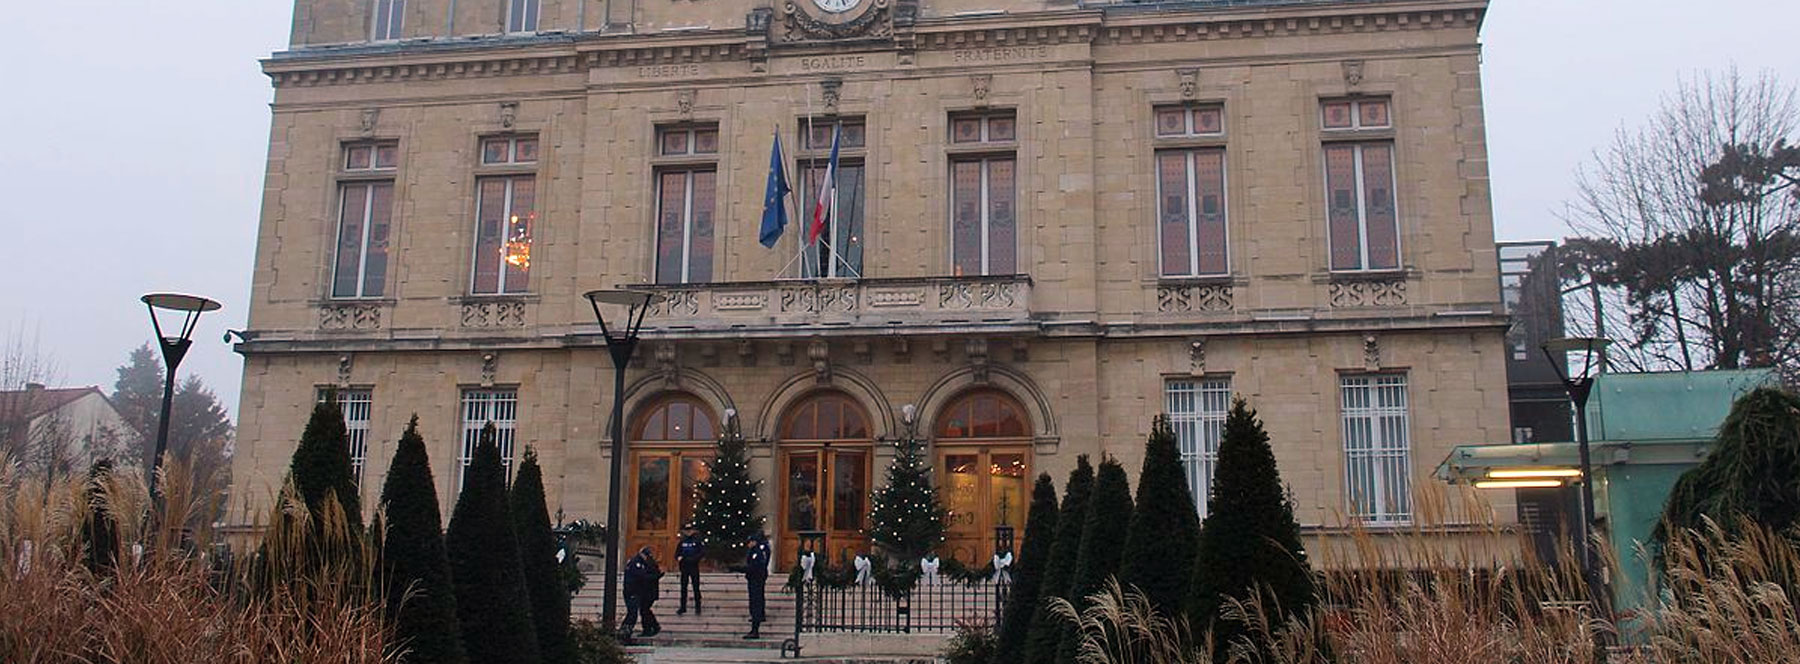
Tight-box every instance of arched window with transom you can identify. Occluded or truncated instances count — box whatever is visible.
[625,394,717,564]
[933,389,1032,564]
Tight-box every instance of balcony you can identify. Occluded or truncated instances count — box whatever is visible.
[627,275,1034,338]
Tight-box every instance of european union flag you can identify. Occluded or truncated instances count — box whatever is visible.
[759,133,792,248]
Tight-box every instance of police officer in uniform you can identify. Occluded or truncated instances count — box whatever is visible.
[742,532,770,639]
[675,528,704,615]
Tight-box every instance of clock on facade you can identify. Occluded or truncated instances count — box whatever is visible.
[813,0,861,13]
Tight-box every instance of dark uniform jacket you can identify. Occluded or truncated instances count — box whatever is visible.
[676,537,705,570]
[624,553,663,601]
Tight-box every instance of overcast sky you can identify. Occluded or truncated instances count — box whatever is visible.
[1,0,1796,419]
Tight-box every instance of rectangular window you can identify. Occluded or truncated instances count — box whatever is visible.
[1322,98,1398,272]
[1156,149,1228,277]
[948,113,1017,277]
[797,118,866,278]
[459,389,518,490]
[320,389,373,486]
[1166,379,1231,518]
[371,0,404,41]
[333,142,397,299]
[1155,105,1224,138]
[1341,374,1411,523]
[506,0,539,33]
[654,125,718,285]
[471,136,537,295]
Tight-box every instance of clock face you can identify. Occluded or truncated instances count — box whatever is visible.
[812,0,860,13]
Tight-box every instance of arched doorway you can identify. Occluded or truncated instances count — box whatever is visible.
[626,394,716,564]
[934,390,1032,565]
[778,392,874,567]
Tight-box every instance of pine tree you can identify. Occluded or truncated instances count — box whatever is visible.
[1023,455,1093,664]
[289,397,362,533]
[992,473,1057,664]
[690,415,765,563]
[1120,415,1202,616]
[1186,398,1314,664]
[512,448,575,664]
[1657,387,1800,544]
[378,416,466,664]
[868,428,946,560]
[447,423,540,664]
[1055,457,1134,664]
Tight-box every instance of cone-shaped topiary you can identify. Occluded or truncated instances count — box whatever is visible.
[1186,398,1315,664]
[447,423,540,664]
[378,416,467,664]
[991,473,1057,664]
[1023,455,1093,664]
[511,447,575,664]
[868,427,947,560]
[690,413,766,564]
[1055,457,1134,664]
[1657,387,1800,547]
[290,396,363,533]
[1120,415,1202,617]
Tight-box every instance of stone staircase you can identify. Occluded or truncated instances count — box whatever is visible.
[572,572,797,649]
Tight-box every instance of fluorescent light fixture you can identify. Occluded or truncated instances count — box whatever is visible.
[1487,468,1582,479]
[1473,479,1565,489]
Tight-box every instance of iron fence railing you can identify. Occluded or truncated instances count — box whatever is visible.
[780,577,1011,657]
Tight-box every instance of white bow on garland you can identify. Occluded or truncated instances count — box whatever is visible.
[920,555,941,584]
[991,551,1014,584]
[853,555,873,586]
[799,552,816,583]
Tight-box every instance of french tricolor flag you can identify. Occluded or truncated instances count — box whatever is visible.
[808,126,841,245]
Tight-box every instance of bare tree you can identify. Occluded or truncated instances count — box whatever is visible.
[1564,68,1800,381]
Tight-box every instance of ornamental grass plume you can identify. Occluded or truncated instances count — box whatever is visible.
[0,450,399,664]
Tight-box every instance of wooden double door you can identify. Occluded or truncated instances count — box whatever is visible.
[778,445,872,568]
[937,445,1031,565]
[625,447,710,565]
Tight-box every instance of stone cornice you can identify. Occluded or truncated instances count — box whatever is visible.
[263,0,1484,89]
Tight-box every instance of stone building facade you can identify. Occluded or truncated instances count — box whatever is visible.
[233,0,1511,567]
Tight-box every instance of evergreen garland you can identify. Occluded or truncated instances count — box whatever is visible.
[1186,398,1315,664]
[1055,457,1134,664]
[377,416,467,664]
[992,473,1058,664]
[446,423,541,664]
[511,448,575,664]
[1120,415,1202,617]
[868,428,947,560]
[689,414,765,564]
[1023,455,1094,664]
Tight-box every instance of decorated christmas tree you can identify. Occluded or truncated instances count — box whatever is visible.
[868,425,945,560]
[690,410,765,562]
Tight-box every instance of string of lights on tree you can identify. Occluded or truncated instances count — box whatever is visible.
[688,409,765,557]
[867,422,946,559]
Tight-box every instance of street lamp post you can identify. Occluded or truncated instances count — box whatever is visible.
[1540,335,1612,623]
[140,293,221,508]
[585,289,661,630]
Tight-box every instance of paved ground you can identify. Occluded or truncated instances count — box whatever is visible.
[629,647,936,664]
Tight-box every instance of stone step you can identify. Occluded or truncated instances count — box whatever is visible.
[623,632,788,650]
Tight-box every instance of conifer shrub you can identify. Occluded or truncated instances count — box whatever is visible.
[511,448,575,664]
[1023,455,1093,664]
[377,416,466,664]
[1056,456,1134,664]
[446,424,540,664]
[992,473,1057,664]
[1120,415,1202,616]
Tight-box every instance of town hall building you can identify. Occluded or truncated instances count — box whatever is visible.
[231,0,1511,567]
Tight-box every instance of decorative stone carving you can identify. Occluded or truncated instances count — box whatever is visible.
[716,291,768,311]
[676,89,696,120]
[337,354,354,387]
[319,303,382,330]
[359,109,379,136]
[866,288,925,307]
[1011,338,1029,363]
[779,283,857,314]
[1177,68,1199,100]
[853,340,873,364]
[499,101,518,129]
[970,74,992,107]
[738,339,757,367]
[1189,338,1206,376]
[480,352,497,387]
[460,300,527,327]
[893,337,912,364]
[931,338,950,362]
[966,338,991,384]
[893,0,918,24]
[808,338,831,383]
[698,343,719,367]
[776,342,796,367]
[1363,334,1382,370]
[650,290,702,316]
[1328,279,1407,307]
[1157,283,1233,313]
[746,7,773,34]
[780,0,892,42]
[655,343,680,387]
[1342,60,1365,88]
[939,281,1019,309]
[820,79,842,115]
